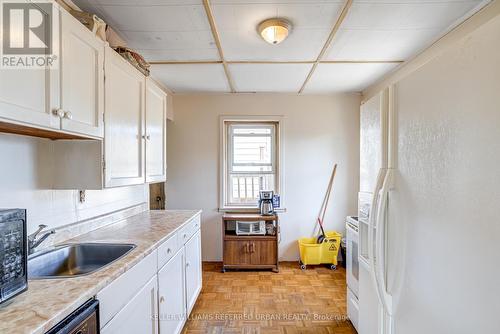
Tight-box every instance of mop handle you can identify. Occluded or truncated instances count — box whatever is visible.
[319,164,337,224]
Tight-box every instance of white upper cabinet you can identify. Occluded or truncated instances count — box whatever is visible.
[145,78,167,183]
[104,46,146,187]
[59,10,104,138]
[0,4,105,139]
[0,2,60,130]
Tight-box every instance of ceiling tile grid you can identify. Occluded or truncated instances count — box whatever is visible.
[76,0,219,61]
[324,0,486,61]
[72,0,490,93]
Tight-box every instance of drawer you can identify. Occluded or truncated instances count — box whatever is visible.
[347,288,359,332]
[157,233,179,270]
[178,215,201,245]
[69,312,97,334]
[97,250,157,328]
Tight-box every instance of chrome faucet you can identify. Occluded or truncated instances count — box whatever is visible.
[28,224,55,255]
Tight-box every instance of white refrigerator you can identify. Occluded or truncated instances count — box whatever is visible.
[358,11,500,334]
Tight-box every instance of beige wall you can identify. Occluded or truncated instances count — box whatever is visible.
[167,93,360,261]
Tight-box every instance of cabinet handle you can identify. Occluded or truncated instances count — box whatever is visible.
[142,134,151,140]
[250,243,255,253]
[167,248,172,254]
[151,286,157,334]
[160,296,165,303]
[186,261,190,267]
[53,108,65,118]
[244,243,249,253]
[183,233,187,239]
[64,111,73,120]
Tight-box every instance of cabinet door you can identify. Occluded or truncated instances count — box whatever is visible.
[250,240,277,265]
[158,248,186,334]
[224,240,251,265]
[0,1,59,129]
[101,275,158,334]
[145,78,167,183]
[104,47,145,187]
[60,11,104,138]
[185,230,202,314]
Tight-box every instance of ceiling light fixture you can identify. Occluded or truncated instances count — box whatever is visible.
[258,18,292,45]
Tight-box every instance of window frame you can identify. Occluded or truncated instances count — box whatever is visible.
[220,115,284,211]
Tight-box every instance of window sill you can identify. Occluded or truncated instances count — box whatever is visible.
[218,207,287,213]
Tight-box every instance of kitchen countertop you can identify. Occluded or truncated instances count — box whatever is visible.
[0,209,201,334]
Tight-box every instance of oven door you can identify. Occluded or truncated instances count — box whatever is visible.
[346,220,359,298]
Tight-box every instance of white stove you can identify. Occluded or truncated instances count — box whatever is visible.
[346,216,359,332]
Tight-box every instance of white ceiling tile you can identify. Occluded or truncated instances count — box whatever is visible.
[120,30,218,61]
[97,4,209,32]
[217,28,330,61]
[230,64,311,92]
[97,0,200,5]
[324,28,441,61]
[342,1,483,30]
[212,2,343,61]
[323,0,485,62]
[151,64,230,93]
[138,49,220,62]
[304,63,399,93]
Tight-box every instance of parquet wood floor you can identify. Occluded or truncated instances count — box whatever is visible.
[182,262,357,334]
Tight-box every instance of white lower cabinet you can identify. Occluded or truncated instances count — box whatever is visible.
[102,275,158,334]
[185,230,202,314]
[97,215,202,334]
[158,248,186,334]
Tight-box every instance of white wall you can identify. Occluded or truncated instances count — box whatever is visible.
[0,133,148,233]
[167,93,360,261]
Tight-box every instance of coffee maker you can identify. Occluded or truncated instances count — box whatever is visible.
[259,190,274,216]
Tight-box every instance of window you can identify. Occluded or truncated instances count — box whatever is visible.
[221,119,282,209]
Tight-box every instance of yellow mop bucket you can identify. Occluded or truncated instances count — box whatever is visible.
[298,231,342,270]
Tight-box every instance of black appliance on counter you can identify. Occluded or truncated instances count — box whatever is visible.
[46,299,99,334]
[0,209,27,305]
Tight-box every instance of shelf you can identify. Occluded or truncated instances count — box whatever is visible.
[0,121,96,140]
[222,213,277,221]
[224,233,277,241]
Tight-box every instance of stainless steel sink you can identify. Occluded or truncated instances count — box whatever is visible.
[28,243,136,279]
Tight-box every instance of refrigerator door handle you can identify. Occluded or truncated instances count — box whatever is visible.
[375,169,394,317]
[368,168,387,304]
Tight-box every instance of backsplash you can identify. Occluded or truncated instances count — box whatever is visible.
[0,133,149,233]
[36,203,148,251]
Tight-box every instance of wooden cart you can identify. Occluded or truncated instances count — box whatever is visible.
[222,213,279,273]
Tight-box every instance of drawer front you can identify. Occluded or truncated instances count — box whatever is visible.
[178,215,201,245]
[97,250,157,328]
[69,312,98,334]
[157,233,179,270]
[347,288,359,332]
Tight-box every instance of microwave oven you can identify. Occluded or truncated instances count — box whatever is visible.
[0,209,27,305]
[235,221,266,235]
